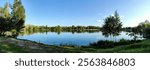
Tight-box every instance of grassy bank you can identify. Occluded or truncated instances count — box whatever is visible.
[0,37,150,53]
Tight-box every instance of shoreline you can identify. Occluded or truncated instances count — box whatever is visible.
[0,37,150,53]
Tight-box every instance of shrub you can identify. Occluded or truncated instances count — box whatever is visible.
[143,28,150,39]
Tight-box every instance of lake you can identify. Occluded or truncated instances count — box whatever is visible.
[17,31,142,46]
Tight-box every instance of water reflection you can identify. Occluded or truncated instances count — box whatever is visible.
[17,30,143,46]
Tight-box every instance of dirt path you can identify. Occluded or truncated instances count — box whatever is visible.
[0,37,48,49]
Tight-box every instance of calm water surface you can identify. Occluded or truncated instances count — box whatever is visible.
[17,31,141,46]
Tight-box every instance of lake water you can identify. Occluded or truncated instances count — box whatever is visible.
[17,31,141,46]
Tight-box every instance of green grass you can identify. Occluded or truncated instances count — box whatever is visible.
[0,43,28,53]
[0,37,150,53]
[93,39,150,53]
[0,42,82,53]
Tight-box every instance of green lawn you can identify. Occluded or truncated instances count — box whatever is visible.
[0,37,150,53]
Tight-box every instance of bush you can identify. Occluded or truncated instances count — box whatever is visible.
[90,39,142,48]
[90,40,114,48]
[143,28,150,39]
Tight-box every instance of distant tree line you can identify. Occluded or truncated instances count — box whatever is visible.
[21,25,101,34]
[0,0,25,36]
[25,25,101,31]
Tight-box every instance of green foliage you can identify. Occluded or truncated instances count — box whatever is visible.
[0,0,25,36]
[11,0,26,32]
[20,25,101,35]
[143,28,150,38]
[90,39,142,48]
[0,3,12,35]
[138,20,150,28]
[136,20,150,39]
[123,20,150,40]
[102,11,122,37]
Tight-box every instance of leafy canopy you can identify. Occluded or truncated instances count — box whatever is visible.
[0,0,25,35]
[102,11,122,37]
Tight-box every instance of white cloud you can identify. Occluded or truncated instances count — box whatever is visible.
[96,19,102,23]
[111,14,114,16]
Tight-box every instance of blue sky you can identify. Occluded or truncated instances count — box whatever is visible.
[0,0,150,27]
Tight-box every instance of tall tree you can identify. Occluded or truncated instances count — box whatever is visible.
[11,0,26,32]
[0,0,25,36]
[102,11,122,39]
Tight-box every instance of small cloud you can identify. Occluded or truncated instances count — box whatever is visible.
[97,19,102,23]
[111,14,114,16]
